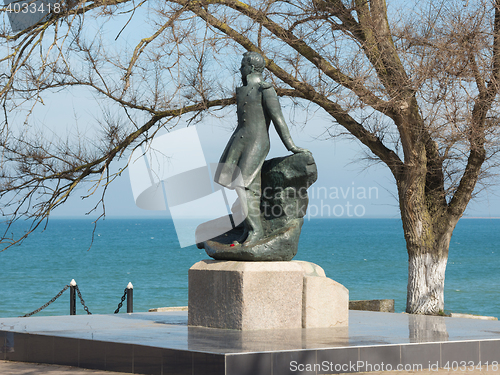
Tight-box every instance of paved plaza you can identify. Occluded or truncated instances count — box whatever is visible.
[1,360,499,375]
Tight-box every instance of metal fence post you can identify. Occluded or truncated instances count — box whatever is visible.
[70,279,77,315]
[127,282,133,313]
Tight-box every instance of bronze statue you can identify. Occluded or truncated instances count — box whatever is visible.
[214,52,308,246]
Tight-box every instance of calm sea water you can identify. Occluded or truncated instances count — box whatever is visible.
[0,218,498,318]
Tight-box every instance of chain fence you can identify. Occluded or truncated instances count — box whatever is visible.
[20,285,70,318]
[75,285,92,315]
[19,282,132,317]
[114,288,128,313]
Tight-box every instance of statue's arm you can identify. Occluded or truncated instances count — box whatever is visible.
[262,85,308,154]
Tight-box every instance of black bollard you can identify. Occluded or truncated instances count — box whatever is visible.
[126,282,133,313]
[70,279,76,315]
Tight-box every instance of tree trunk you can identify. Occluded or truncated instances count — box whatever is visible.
[403,211,460,314]
[397,152,459,315]
[406,246,448,314]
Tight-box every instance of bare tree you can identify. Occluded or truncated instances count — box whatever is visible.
[1,0,500,314]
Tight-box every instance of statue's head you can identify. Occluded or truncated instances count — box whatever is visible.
[241,52,265,77]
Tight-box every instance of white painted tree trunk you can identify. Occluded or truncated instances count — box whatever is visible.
[406,252,448,314]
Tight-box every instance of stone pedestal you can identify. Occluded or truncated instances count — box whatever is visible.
[188,260,348,330]
[298,261,349,328]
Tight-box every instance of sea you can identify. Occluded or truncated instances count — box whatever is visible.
[0,218,498,319]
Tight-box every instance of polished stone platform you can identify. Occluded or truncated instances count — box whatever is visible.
[1,311,499,374]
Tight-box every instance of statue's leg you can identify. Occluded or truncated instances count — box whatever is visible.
[233,186,248,243]
[237,174,263,246]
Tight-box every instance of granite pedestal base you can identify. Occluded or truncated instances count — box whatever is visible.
[188,260,348,330]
